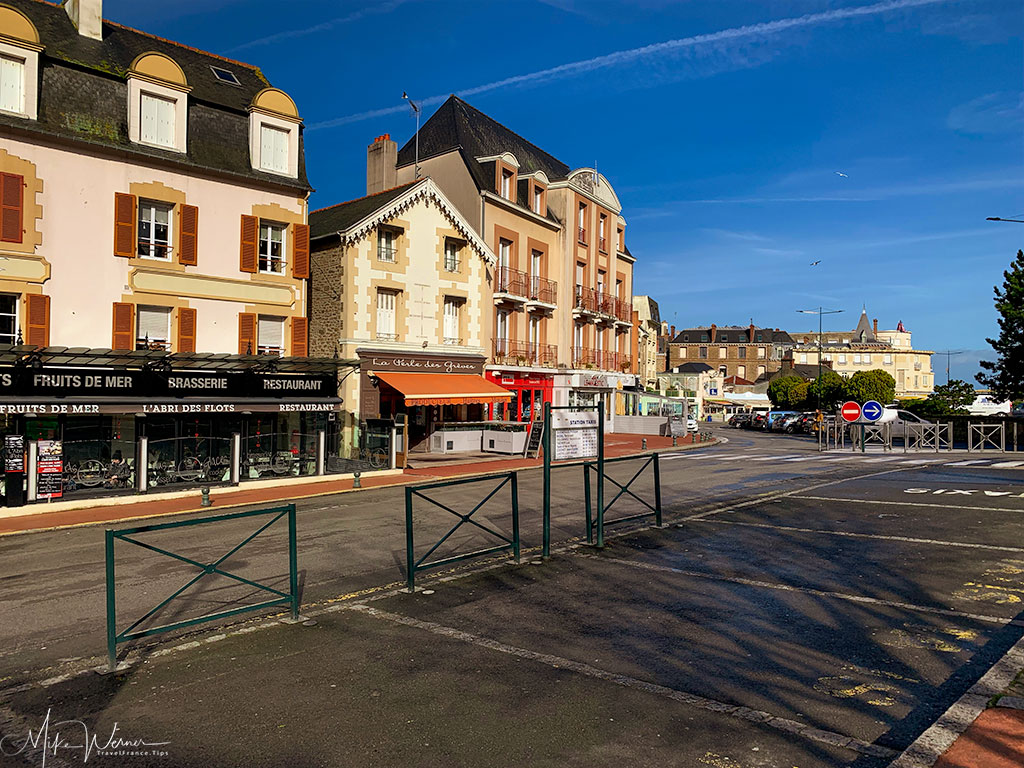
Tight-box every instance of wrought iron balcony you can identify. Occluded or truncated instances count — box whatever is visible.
[528,275,558,305]
[495,265,529,299]
[573,285,597,313]
[493,339,558,368]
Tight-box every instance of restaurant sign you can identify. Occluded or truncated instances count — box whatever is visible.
[0,367,336,399]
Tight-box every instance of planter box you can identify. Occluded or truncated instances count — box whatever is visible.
[482,429,528,454]
[429,429,483,454]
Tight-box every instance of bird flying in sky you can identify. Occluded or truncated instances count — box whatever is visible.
[834,171,848,178]
[810,260,821,266]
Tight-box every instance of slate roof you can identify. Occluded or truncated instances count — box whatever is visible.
[671,326,794,344]
[397,96,571,192]
[309,181,423,241]
[672,362,714,374]
[2,0,309,191]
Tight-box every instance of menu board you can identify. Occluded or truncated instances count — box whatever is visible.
[37,439,63,499]
[4,434,24,472]
[524,419,544,458]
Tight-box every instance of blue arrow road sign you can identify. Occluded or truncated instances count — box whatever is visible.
[862,400,883,422]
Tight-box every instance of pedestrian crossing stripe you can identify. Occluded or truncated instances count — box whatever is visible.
[671,452,1024,469]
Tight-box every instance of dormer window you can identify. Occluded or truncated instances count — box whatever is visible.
[249,88,301,179]
[0,54,25,115]
[0,8,40,121]
[259,124,289,174]
[127,53,190,154]
[140,92,176,149]
[500,168,514,200]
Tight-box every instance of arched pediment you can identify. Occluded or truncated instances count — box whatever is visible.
[569,168,622,212]
[130,52,188,87]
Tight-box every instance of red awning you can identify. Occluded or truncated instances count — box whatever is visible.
[373,372,513,407]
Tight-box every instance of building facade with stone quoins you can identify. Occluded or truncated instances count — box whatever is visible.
[0,0,346,502]
[364,96,638,421]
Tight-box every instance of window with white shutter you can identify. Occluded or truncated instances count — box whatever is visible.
[0,54,24,115]
[376,290,397,341]
[260,125,289,173]
[443,298,460,345]
[140,93,176,148]
[257,315,285,356]
[136,305,171,350]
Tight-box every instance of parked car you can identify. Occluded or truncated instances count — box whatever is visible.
[787,413,815,434]
[872,408,933,438]
[728,413,752,428]
[749,413,767,429]
[766,410,799,431]
[686,417,698,432]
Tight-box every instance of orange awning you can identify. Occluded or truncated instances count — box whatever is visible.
[373,372,513,407]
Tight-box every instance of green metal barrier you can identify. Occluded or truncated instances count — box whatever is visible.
[584,453,662,548]
[105,504,298,671]
[405,472,521,592]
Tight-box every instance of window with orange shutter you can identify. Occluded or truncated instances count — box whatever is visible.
[178,204,198,266]
[290,317,308,357]
[291,223,309,279]
[113,193,136,258]
[0,173,23,244]
[239,215,257,273]
[177,307,197,352]
[25,294,49,347]
[112,302,135,350]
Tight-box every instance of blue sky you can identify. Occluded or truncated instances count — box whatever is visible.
[106,0,1022,383]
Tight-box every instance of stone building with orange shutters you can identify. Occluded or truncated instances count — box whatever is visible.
[372,96,638,425]
[0,0,346,503]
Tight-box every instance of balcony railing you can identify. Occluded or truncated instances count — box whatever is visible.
[376,333,398,342]
[528,275,558,305]
[578,227,587,244]
[377,245,397,263]
[597,291,616,317]
[572,347,632,371]
[495,265,528,298]
[493,339,558,368]
[574,285,597,312]
[443,258,460,273]
[614,297,632,323]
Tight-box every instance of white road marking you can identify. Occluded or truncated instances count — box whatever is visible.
[695,519,1024,553]
[348,603,896,760]
[989,461,1024,469]
[710,454,757,461]
[945,460,991,467]
[749,454,803,461]
[596,556,1024,627]
[793,495,1024,513]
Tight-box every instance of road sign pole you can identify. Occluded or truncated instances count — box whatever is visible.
[542,401,551,560]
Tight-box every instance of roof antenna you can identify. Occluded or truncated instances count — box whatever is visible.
[402,92,421,179]
[593,161,598,186]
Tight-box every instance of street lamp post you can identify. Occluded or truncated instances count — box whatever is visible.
[797,307,844,415]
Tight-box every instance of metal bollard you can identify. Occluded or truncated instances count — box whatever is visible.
[672,436,677,447]
[200,487,211,507]
[641,438,647,450]
[353,471,361,489]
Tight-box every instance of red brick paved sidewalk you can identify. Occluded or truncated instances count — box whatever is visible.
[0,433,709,536]
[934,708,1024,768]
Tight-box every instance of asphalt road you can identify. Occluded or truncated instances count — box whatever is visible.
[1,427,1022,767]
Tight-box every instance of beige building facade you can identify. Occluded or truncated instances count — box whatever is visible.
[633,295,661,391]
[384,96,637,421]
[309,178,511,453]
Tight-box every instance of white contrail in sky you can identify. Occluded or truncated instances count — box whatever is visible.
[308,0,954,131]
[228,0,410,53]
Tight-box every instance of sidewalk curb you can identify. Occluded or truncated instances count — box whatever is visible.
[0,438,720,537]
[887,634,1024,767]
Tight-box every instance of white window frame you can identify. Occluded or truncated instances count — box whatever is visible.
[376,289,397,340]
[128,76,187,153]
[137,200,174,260]
[443,298,460,344]
[136,305,172,350]
[249,110,299,178]
[258,220,287,274]
[500,168,514,200]
[443,239,460,272]
[839,354,847,364]
[0,39,38,120]
[257,314,285,356]
[884,353,893,365]
[0,293,19,344]
[496,309,509,353]
[532,186,543,214]
[529,315,540,349]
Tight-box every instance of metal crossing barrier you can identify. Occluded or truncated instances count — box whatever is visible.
[404,472,521,592]
[905,422,954,452]
[105,504,298,671]
[583,453,663,548]
[969,423,1005,452]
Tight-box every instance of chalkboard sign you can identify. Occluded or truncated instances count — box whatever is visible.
[667,417,687,438]
[524,419,544,458]
[4,434,24,472]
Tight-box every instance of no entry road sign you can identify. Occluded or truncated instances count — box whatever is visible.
[841,401,861,423]
[862,400,884,422]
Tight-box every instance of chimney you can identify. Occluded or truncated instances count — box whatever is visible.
[670,325,675,339]
[366,134,397,195]
[710,323,717,341]
[873,318,878,334]
[749,321,755,342]
[63,0,103,41]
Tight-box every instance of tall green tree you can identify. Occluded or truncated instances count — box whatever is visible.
[930,380,976,413]
[977,249,1024,401]
[768,375,804,408]
[845,369,896,405]
[806,369,847,410]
